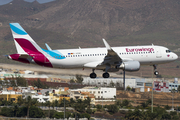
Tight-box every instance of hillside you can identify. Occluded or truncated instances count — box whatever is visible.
[0,0,180,46]
[0,0,180,78]
[116,91,180,107]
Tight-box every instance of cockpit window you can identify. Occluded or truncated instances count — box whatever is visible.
[166,50,171,53]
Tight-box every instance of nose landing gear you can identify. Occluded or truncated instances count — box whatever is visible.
[153,65,159,75]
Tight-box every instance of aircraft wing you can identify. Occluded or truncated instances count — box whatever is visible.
[84,61,103,68]
[102,39,122,66]
[83,39,122,69]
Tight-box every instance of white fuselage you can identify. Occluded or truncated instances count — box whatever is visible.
[46,45,177,69]
[9,23,178,78]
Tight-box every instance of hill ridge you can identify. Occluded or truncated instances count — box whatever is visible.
[0,0,180,79]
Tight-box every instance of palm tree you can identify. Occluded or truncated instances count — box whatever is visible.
[25,96,32,118]
[74,99,85,113]
[51,101,55,110]
[13,104,19,117]
[17,96,24,106]
[77,99,83,104]
[31,98,38,107]
[45,101,51,118]
[69,98,75,107]
[114,95,116,101]
[178,85,180,93]
[24,96,38,118]
[84,97,91,108]
[2,99,7,106]
[54,100,59,109]
[7,99,13,106]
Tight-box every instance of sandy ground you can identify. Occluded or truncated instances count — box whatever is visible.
[0,63,177,83]
[0,63,141,79]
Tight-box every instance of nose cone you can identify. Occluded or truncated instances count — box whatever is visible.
[173,53,178,60]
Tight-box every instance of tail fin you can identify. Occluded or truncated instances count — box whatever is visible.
[9,23,42,54]
[9,23,53,67]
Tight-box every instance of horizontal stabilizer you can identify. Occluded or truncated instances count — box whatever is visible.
[19,54,33,59]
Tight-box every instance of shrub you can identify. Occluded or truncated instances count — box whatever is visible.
[164,105,171,110]
[29,106,44,118]
[0,107,14,117]
[53,112,64,119]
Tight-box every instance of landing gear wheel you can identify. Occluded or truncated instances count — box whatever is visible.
[102,72,110,78]
[153,65,159,75]
[154,71,159,75]
[90,73,97,78]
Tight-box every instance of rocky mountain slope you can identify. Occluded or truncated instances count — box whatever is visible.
[0,0,180,47]
[0,0,180,77]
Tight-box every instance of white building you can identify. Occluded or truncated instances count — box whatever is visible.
[23,70,34,74]
[154,80,169,92]
[32,94,49,103]
[83,77,124,87]
[0,91,16,94]
[23,74,48,79]
[169,83,180,92]
[136,79,146,92]
[83,77,139,89]
[76,87,116,99]
[83,77,157,92]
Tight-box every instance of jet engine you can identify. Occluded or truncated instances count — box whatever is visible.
[116,61,140,71]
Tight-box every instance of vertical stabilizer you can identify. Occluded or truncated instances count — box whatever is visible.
[9,23,53,68]
[9,23,42,54]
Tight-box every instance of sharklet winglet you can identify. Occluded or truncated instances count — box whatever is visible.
[102,38,111,50]
[45,43,52,50]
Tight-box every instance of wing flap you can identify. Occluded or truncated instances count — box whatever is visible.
[84,61,103,68]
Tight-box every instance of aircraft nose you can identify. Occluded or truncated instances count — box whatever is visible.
[174,53,178,60]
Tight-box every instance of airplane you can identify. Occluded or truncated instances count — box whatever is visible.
[7,23,178,78]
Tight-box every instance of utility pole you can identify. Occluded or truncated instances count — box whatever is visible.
[123,70,125,90]
[172,90,174,111]
[64,98,66,119]
[151,67,154,113]
[102,97,103,108]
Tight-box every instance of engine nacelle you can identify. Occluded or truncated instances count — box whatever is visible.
[116,61,140,71]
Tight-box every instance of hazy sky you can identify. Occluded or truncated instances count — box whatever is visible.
[0,0,55,5]
[0,0,13,5]
[24,0,55,4]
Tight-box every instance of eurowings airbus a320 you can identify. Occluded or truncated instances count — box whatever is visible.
[7,23,178,78]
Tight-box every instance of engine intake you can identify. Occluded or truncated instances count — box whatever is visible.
[116,61,140,71]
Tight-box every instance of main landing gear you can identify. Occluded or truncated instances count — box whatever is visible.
[90,69,97,78]
[89,69,110,78]
[153,65,159,75]
[102,72,110,78]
